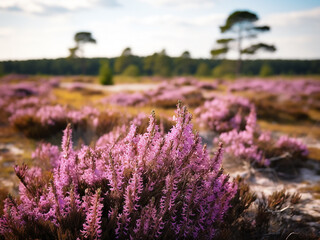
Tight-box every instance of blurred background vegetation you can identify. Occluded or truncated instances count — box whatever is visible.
[1,56,319,77]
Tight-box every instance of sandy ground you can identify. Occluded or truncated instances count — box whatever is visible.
[60,82,160,92]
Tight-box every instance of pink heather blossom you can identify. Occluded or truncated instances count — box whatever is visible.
[81,189,103,240]
[228,78,320,97]
[1,104,237,239]
[32,143,60,168]
[276,135,309,157]
[218,106,308,167]
[195,95,253,132]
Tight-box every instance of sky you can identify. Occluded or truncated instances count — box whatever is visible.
[0,0,319,60]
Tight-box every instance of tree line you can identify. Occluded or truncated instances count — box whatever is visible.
[1,54,319,77]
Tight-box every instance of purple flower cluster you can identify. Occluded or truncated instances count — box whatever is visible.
[275,135,309,158]
[8,103,100,128]
[228,78,320,96]
[0,78,58,112]
[170,77,217,90]
[218,108,270,166]
[32,143,60,168]
[195,95,253,133]
[0,105,237,239]
[218,107,308,166]
[101,92,148,106]
[0,78,58,99]
[102,77,211,108]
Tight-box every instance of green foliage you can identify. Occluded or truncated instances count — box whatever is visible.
[114,47,133,73]
[69,32,96,59]
[0,63,4,76]
[211,47,229,58]
[1,58,320,77]
[123,64,140,76]
[74,32,96,44]
[180,50,191,59]
[259,63,273,77]
[153,49,173,77]
[212,61,235,78]
[241,43,276,55]
[173,50,196,75]
[99,61,113,85]
[196,62,211,76]
[220,11,259,33]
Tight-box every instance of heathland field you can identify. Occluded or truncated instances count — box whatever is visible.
[0,74,320,239]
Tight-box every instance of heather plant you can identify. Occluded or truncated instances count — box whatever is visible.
[228,78,320,97]
[0,104,237,239]
[32,143,60,169]
[218,107,308,168]
[5,96,49,115]
[101,92,148,107]
[147,86,204,108]
[228,78,320,116]
[235,77,320,123]
[170,77,217,90]
[0,78,57,100]
[195,95,253,133]
[9,104,101,139]
[101,77,209,108]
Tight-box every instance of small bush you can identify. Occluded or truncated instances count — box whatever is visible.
[123,64,140,76]
[259,63,273,77]
[99,61,113,85]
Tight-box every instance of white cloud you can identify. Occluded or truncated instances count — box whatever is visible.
[139,0,215,8]
[0,0,119,14]
[265,7,320,27]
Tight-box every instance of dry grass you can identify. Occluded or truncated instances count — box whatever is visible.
[52,88,105,109]
[258,120,320,139]
[308,147,320,161]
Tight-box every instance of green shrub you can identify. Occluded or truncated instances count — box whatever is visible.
[123,64,140,76]
[99,61,113,85]
[259,63,273,77]
[212,61,235,78]
[196,62,210,76]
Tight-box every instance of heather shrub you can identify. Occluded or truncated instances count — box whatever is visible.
[0,104,237,239]
[11,114,67,139]
[218,107,308,168]
[95,111,126,136]
[101,77,209,108]
[0,188,8,216]
[227,79,319,122]
[170,77,216,90]
[251,96,311,123]
[32,143,60,169]
[228,78,320,96]
[267,136,309,171]
[149,88,204,108]
[9,104,101,139]
[101,92,148,107]
[135,114,175,134]
[195,95,253,133]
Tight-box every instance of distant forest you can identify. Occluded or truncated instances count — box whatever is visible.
[1,55,319,77]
